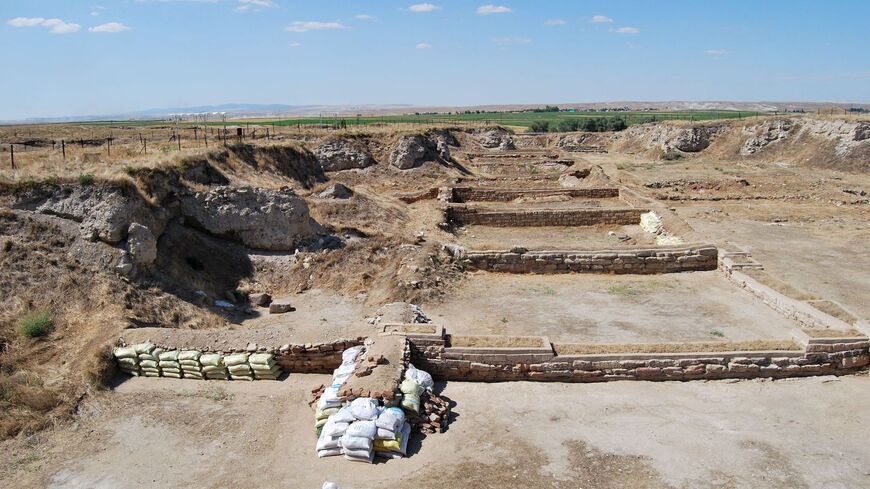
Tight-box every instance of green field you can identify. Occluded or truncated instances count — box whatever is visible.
[226,110,765,131]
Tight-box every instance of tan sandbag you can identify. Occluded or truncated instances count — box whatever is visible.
[132,342,155,355]
[158,360,180,369]
[114,346,137,359]
[249,353,275,365]
[163,372,182,379]
[230,374,254,381]
[158,350,179,362]
[200,354,223,367]
[227,364,252,375]
[178,350,202,362]
[224,353,249,367]
[202,365,227,374]
[117,357,138,367]
[179,359,200,367]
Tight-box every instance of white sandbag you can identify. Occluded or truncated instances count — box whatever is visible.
[342,346,364,364]
[406,364,434,391]
[139,360,158,369]
[377,422,411,459]
[316,433,342,451]
[343,451,374,464]
[340,434,373,451]
[317,448,342,458]
[132,342,155,355]
[178,350,201,362]
[159,360,180,369]
[249,353,275,365]
[316,407,340,421]
[200,354,223,367]
[349,398,379,421]
[375,428,396,440]
[202,365,227,374]
[224,353,249,367]
[230,375,254,381]
[179,359,200,367]
[158,350,179,362]
[346,420,377,439]
[332,407,357,424]
[376,407,405,433]
[163,372,182,379]
[323,420,349,438]
[227,364,252,375]
[114,346,138,359]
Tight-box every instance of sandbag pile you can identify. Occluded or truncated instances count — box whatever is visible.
[317,398,411,462]
[250,353,282,380]
[179,350,204,380]
[201,353,229,380]
[314,346,365,439]
[135,342,163,377]
[402,364,449,434]
[373,407,410,459]
[225,353,253,381]
[112,346,141,376]
[158,350,183,379]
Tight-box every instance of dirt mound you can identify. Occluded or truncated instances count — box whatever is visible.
[616,122,729,154]
[208,144,326,189]
[389,130,460,170]
[313,136,376,172]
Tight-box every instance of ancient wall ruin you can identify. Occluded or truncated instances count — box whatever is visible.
[466,245,718,274]
[450,187,620,202]
[446,206,646,227]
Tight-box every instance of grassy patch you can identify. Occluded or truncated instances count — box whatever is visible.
[16,311,53,339]
[76,173,95,185]
[607,284,640,296]
[710,330,725,338]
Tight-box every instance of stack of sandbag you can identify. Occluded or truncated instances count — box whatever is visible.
[200,353,229,380]
[405,364,434,391]
[113,346,141,376]
[225,353,253,381]
[249,353,282,380]
[136,342,163,378]
[341,399,380,463]
[374,422,411,459]
[373,407,409,459]
[400,378,423,414]
[179,350,204,380]
[158,350,183,379]
[316,407,355,458]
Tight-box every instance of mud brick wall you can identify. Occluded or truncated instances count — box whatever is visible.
[447,206,645,227]
[277,339,365,373]
[466,245,718,274]
[450,187,620,203]
[409,338,870,383]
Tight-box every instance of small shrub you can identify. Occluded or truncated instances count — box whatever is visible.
[710,330,725,338]
[662,151,683,161]
[76,173,95,185]
[16,311,53,339]
[82,344,117,388]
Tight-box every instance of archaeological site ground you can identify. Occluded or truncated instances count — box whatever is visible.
[0,114,868,488]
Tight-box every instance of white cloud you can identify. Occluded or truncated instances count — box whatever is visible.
[590,15,613,23]
[477,4,511,15]
[610,26,639,34]
[355,14,376,20]
[6,17,81,34]
[284,21,347,33]
[544,19,565,26]
[88,22,131,33]
[492,37,530,46]
[235,0,277,13]
[290,42,301,48]
[416,42,432,49]
[704,48,728,56]
[90,6,105,17]
[408,3,439,13]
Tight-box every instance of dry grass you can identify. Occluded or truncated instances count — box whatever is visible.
[804,300,857,323]
[802,328,865,338]
[553,340,800,355]
[743,269,818,301]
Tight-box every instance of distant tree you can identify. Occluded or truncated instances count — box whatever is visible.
[528,120,550,133]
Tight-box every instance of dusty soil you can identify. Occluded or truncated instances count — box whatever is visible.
[2,373,868,488]
[426,272,800,343]
[553,340,800,355]
[455,223,659,250]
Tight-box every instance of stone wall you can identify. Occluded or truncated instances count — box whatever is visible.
[450,187,620,203]
[466,245,718,274]
[408,335,870,382]
[446,206,645,227]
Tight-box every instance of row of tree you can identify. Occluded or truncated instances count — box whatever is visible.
[527,117,628,133]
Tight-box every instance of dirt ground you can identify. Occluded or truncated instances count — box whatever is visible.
[426,271,799,343]
[456,223,659,250]
[1,373,867,489]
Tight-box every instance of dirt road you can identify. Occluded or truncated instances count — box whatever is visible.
[2,373,868,489]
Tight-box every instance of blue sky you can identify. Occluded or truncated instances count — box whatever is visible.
[1,0,868,119]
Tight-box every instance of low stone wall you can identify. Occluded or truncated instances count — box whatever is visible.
[446,205,645,227]
[408,334,870,382]
[466,245,718,274]
[119,330,364,375]
[450,187,620,203]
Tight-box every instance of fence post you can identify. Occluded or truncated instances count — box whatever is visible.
[62,139,66,160]
[107,138,110,156]
[10,144,14,169]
